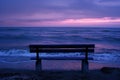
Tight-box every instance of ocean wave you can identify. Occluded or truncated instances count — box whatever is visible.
[101,30,111,32]
[0,49,30,56]
[103,36,120,42]
[0,27,119,44]
[92,53,120,63]
[0,49,120,63]
[0,27,23,32]
[0,33,35,40]
[0,27,119,63]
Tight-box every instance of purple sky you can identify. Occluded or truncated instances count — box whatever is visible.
[0,0,120,27]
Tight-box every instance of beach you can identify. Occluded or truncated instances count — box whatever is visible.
[0,67,120,80]
[0,56,120,70]
[0,56,120,80]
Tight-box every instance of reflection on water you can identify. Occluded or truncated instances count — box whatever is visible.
[42,60,120,70]
[1,60,120,70]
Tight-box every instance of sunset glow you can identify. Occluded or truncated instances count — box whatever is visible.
[61,18,120,24]
[0,0,120,27]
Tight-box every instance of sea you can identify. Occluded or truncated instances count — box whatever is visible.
[0,27,120,64]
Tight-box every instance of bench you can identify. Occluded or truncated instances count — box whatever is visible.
[29,44,95,72]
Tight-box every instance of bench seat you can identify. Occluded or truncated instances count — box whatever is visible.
[31,56,93,60]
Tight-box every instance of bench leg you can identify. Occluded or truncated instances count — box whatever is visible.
[81,60,89,73]
[36,60,42,72]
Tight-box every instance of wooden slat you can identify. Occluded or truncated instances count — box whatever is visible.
[30,48,94,53]
[31,56,93,60]
[29,44,95,48]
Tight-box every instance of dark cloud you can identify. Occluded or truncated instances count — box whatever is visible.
[15,18,63,23]
[0,0,120,20]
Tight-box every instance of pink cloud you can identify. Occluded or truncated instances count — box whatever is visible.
[61,17,120,24]
[1,17,120,27]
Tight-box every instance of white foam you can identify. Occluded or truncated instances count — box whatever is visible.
[0,49,120,64]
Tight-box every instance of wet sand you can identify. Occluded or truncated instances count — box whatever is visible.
[0,56,120,70]
[0,67,120,80]
[0,56,120,80]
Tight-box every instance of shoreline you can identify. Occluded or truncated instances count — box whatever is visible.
[0,57,120,71]
[0,55,120,80]
[0,67,120,80]
[0,54,120,80]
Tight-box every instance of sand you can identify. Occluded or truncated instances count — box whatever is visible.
[0,56,120,80]
[0,67,120,80]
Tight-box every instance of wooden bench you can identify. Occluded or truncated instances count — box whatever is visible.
[29,44,95,72]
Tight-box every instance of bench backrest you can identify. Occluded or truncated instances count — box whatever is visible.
[29,44,95,61]
[29,44,95,53]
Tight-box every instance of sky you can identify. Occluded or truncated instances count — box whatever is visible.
[0,0,120,27]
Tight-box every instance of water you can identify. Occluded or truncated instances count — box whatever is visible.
[0,27,120,64]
